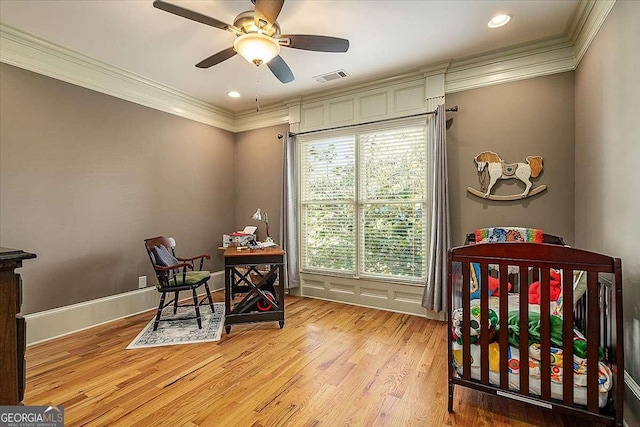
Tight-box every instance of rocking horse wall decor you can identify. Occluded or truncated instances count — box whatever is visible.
[467,151,547,201]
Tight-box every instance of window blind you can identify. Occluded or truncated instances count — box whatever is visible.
[300,136,356,274]
[300,118,430,281]
[359,126,427,279]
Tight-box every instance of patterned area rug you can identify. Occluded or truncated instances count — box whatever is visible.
[126,303,225,349]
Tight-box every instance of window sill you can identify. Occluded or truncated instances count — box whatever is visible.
[300,269,426,287]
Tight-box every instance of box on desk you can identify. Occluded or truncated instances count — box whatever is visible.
[222,226,257,248]
[223,234,253,247]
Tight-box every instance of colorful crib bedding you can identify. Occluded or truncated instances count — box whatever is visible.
[474,227,544,244]
[460,260,588,310]
[451,345,611,407]
[450,298,613,407]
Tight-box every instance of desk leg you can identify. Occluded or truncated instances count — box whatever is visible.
[224,267,231,334]
[278,263,285,329]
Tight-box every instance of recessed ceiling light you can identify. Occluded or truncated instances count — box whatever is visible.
[488,13,512,28]
[227,91,241,98]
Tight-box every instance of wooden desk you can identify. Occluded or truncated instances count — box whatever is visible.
[223,245,285,333]
[1,247,36,405]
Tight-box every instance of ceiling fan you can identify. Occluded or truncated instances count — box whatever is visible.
[153,0,350,84]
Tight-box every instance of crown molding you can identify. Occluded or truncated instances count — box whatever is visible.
[445,37,575,93]
[420,61,452,77]
[1,1,615,132]
[0,24,235,132]
[569,0,616,66]
[566,0,592,42]
[234,103,290,133]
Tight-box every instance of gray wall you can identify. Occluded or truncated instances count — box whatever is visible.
[445,72,576,247]
[234,124,289,243]
[574,1,640,423]
[0,63,236,314]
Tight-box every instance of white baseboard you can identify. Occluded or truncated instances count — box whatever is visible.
[24,271,224,345]
[625,369,640,427]
[625,369,640,400]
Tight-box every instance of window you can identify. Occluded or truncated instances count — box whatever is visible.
[300,118,430,283]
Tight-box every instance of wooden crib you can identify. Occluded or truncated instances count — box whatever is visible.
[447,242,623,425]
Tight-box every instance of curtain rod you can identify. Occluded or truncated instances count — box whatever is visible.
[287,105,458,138]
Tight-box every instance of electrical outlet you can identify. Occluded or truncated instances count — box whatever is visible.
[138,276,147,289]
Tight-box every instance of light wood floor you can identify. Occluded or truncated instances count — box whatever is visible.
[25,294,594,426]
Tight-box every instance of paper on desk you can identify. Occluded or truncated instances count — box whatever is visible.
[257,241,276,248]
[241,226,257,235]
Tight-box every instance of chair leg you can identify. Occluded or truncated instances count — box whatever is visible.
[192,288,202,329]
[173,291,179,314]
[204,283,214,313]
[154,292,166,331]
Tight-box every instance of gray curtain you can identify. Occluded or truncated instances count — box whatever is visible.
[422,104,450,312]
[279,131,300,288]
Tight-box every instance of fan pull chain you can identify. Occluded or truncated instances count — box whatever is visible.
[255,66,260,113]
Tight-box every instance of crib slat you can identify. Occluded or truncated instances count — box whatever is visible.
[540,268,551,400]
[480,262,489,384]
[562,269,574,406]
[600,284,607,358]
[462,262,471,381]
[602,284,609,356]
[499,263,509,389]
[519,264,529,395]
[586,271,599,412]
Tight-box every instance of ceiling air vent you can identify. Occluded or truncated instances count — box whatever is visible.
[314,69,350,83]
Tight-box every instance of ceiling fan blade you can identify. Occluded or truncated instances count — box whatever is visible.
[267,55,294,84]
[195,47,237,68]
[280,35,349,53]
[153,0,231,31]
[254,0,285,28]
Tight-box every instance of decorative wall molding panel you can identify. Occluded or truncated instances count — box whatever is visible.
[298,76,432,132]
[1,0,614,133]
[298,70,425,107]
[300,273,446,321]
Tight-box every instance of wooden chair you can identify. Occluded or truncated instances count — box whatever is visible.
[144,236,215,331]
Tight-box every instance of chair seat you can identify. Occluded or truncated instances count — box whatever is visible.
[163,270,211,288]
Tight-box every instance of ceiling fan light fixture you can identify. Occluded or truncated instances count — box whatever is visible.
[234,33,280,66]
[488,13,512,28]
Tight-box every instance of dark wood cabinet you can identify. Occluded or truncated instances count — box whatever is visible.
[0,247,36,405]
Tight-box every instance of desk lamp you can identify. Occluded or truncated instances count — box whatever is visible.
[251,208,272,242]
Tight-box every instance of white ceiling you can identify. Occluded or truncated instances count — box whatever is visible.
[0,0,580,113]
